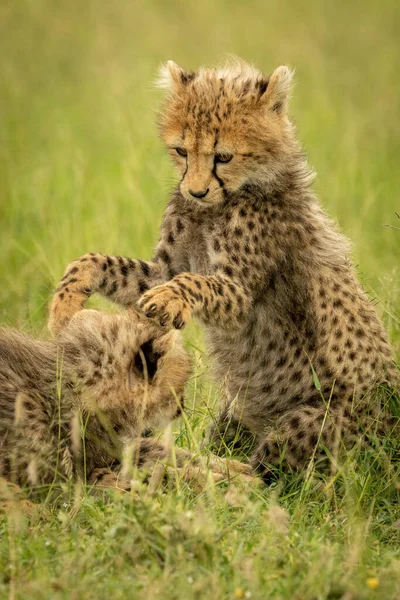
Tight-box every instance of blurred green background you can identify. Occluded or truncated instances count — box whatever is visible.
[1,4,400,598]
[0,0,399,352]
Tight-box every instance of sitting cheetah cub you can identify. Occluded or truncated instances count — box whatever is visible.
[0,309,190,487]
[49,59,399,480]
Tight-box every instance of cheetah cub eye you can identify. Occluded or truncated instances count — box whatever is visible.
[129,340,161,385]
[215,153,233,164]
[175,147,187,158]
[175,147,233,164]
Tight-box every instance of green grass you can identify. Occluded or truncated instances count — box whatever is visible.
[1,0,400,598]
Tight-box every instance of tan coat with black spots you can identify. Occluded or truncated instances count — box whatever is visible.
[0,310,189,486]
[49,59,399,481]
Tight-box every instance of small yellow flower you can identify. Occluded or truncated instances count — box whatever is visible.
[366,577,379,590]
[235,588,244,598]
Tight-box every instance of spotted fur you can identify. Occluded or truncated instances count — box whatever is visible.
[49,59,399,480]
[0,309,190,486]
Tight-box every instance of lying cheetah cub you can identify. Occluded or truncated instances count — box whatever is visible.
[50,59,399,480]
[0,309,190,486]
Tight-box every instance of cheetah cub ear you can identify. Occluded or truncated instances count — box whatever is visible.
[156,60,195,91]
[262,65,294,115]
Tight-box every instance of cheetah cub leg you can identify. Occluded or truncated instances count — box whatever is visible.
[50,253,163,335]
[250,405,352,483]
[90,438,258,491]
[131,438,256,481]
[139,273,249,330]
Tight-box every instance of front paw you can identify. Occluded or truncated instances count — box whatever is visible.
[138,284,191,329]
[49,291,88,336]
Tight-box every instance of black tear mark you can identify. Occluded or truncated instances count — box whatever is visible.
[212,160,225,189]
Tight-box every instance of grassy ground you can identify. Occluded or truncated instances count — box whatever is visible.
[1,0,400,598]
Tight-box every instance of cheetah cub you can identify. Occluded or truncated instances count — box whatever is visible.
[0,309,190,486]
[50,59,399,480]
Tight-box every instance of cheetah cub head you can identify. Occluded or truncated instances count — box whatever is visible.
[57,309,191,438]
[157,57,296,206]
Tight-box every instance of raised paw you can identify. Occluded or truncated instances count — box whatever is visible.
[49,253,102,335]
[49,291,89,336]
[138,284,191,329]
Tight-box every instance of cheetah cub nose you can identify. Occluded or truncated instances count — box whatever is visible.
[189,188,209,199]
